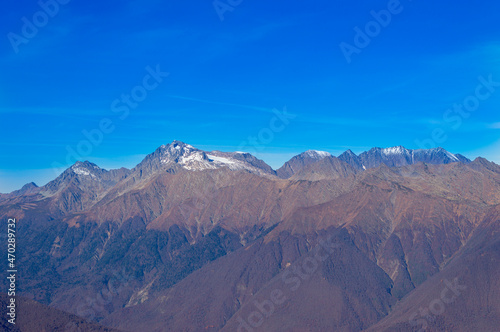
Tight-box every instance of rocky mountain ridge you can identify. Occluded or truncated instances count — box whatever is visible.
[3,141,473,195]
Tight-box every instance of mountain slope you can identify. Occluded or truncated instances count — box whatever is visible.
[290,156,358,181]
[0,293,120,332]
[104,228,397,332]
[367,204,500,332]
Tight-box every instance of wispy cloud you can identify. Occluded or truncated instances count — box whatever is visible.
[295,115,427,129]
[166,94,278,114]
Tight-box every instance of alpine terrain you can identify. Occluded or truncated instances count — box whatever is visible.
[1,141,499,332]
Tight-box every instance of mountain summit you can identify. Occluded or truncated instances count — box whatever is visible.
[133,140,276,178]
[279,145,470,178]
[2,142,477,194]
[336,146,470,171]
[276,150,332,178]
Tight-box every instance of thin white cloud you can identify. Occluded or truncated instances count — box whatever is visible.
[166,94,279,114]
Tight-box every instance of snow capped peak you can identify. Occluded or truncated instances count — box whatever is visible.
[140,142,470,178]
[157,141,200,164]
[413,147,460,162]
[70,161,100,177]
[139,142,274,176]
[160,140,194,150]
[304,150,331,159]
[382,146,409,155]
[72,160,100,168]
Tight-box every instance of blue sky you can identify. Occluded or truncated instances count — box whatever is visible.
[1,0,499,192]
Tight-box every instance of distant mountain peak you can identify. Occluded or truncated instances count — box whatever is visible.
[159,140,198,154]
[70,161,101,177]
[354,146,469,169]
[289,145,472,177]
[71,160,100,168]
[338,149,364,171]
[6,181,40,196]
[23,182,38,189]
[161,140,194,150]
[134,141,275,177]
[276,150,332,178]
[342,149,356,155]
[304,150,331,159]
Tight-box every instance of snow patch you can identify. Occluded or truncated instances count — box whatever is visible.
[382,146,407,155]
[72,167,95,178]
[207,155,237,165]
[444,150,459,161]
[181,152,206,164]
[149,143,271,175]
[305,150,331,158]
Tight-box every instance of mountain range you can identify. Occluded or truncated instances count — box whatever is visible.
[1,141,499,332]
